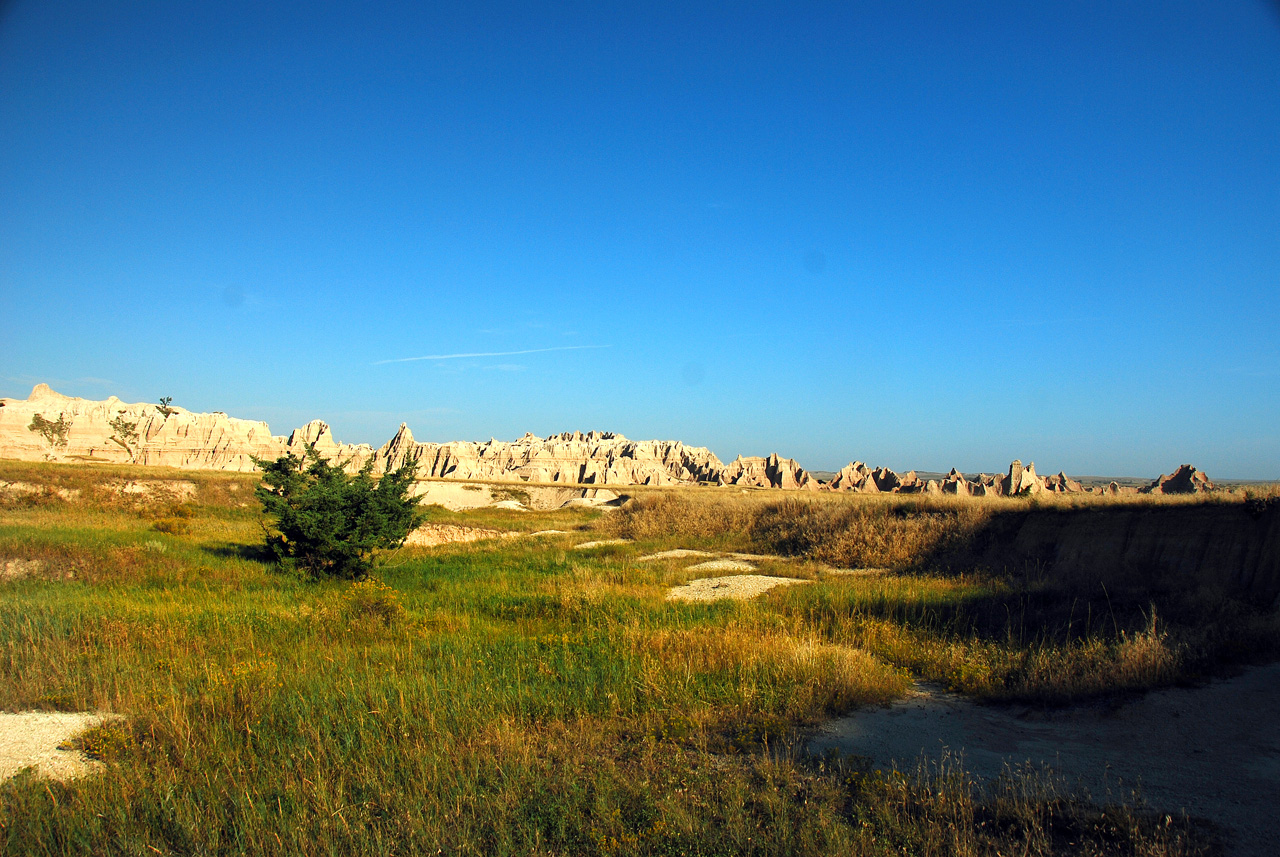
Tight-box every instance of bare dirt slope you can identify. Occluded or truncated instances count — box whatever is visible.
[808,663,1280,857]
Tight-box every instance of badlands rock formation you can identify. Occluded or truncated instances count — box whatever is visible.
[372,424,721,486]
[1146,464,1215,494]
[718,453,819,490]
[0,386,1219,495]
[0,386,722,486]
[0,384,310,471]
[821,459,1215,497]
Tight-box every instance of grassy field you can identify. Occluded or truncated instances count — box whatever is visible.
[2,462,1269,855]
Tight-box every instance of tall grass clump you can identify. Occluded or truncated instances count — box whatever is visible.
[602,491,994,570]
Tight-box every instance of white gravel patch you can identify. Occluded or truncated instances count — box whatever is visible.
[687,558,757,572]
[666,575,808,603]
[0,711,115,783]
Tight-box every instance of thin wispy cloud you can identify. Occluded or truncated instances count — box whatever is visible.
[374,345,610,365]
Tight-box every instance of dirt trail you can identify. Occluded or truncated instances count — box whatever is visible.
[808,663,1280,857]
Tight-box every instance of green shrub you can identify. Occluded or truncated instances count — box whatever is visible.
[253,445,421,579]
[345,577,406,626]
[152,518,191,536]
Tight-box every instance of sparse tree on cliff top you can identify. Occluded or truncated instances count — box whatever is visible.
[252,446,421,580]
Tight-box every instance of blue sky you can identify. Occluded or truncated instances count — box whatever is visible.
[2,1,1278,478]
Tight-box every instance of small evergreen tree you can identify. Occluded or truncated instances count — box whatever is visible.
[108,415,140,461]
[28,413,71,452]
[253,446,421,579]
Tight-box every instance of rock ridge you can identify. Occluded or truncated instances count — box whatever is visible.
[0,385,1219,494]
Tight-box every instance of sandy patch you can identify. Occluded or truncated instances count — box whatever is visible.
[2,559,47,581]
[637,549,716,562]
[0,711,115,783]
[687,558,757,572]
[409,482,499,511]
[808,664,1280,857]
[0,481,80,502]
[666,574,807,602]
[530,530,569,536]
[402,523,521,548]
[572,539,631,550]
[1,558,74,582]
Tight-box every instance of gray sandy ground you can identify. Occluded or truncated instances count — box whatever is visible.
[687,558,757,572]
[0,711,114,782]
[808,663,1280,857]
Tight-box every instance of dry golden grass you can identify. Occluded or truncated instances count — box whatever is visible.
[0,460,1256,855]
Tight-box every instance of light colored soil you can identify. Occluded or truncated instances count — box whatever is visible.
[115,480,197,501]
[687,558,757,572]
[0,481,80,501]
[572,539,631,550]
[409,481,501,511]
[530,530,569,536]
[2,558,47,581]
[637,549,716,561]
[402,523,521,548]
[808,663,1280,857]
[1,558,75,582]
[0,711,114,783]
[666,574,808,602]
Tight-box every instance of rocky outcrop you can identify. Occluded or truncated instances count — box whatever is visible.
[1143,464,1215,495]
[0,384,292,471]
[719,453,819,490]
[0,386,723,486]
[1002,459,1045,496]
[827,461,879,493]
[941,468,970,496]
[1,386,1223,497]
[371,425,723,486]
[1044,471,1085,494]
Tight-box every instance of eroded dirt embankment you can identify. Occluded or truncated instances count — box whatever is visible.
[936,500,1280,606]
[808,663,1280,857]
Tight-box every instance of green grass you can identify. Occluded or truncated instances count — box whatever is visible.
[0,462,1234,855]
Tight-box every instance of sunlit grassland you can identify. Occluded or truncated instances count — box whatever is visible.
[0,461,1230,855]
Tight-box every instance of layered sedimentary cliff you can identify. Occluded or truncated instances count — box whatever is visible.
[0,386,723,485]
[0,385,1219,494]
[371,424,723,486]
[0,384,306,471]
